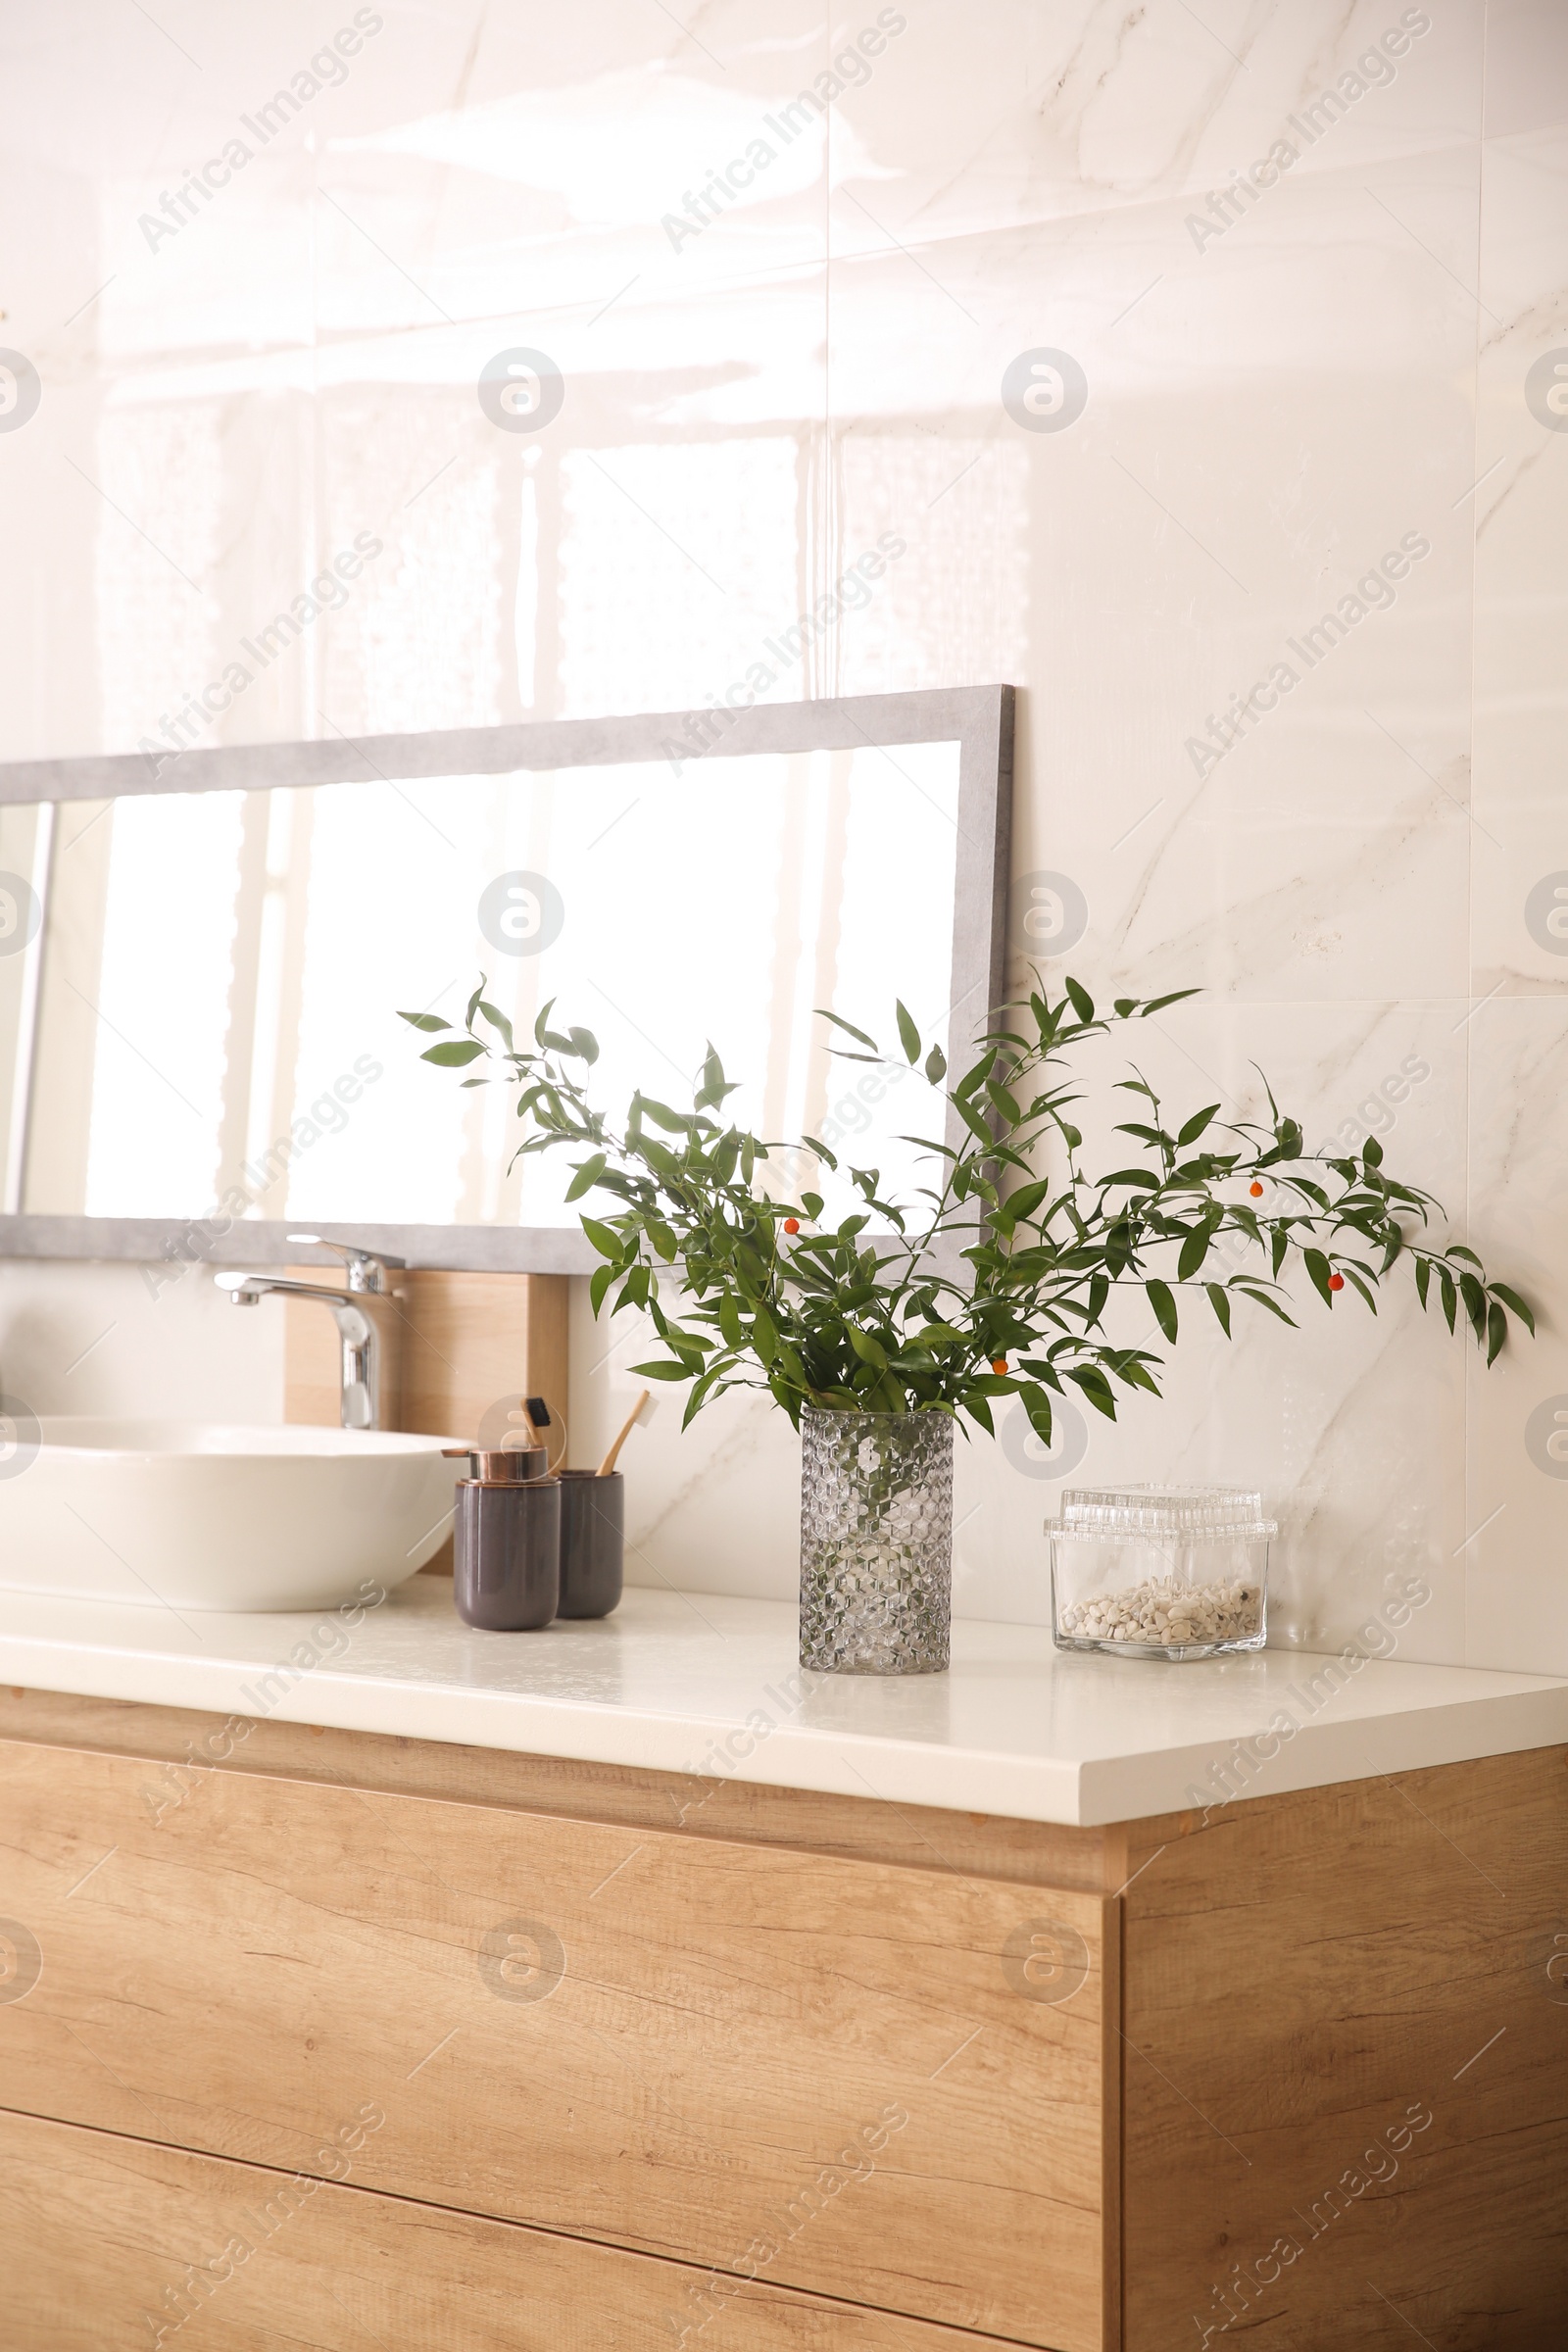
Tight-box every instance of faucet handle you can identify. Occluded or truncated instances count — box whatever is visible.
[286,1233,404,1293]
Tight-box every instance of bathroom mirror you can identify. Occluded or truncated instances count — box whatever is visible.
[0,688,1010,1272]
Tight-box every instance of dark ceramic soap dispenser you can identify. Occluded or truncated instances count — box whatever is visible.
[446,1445,560,1631]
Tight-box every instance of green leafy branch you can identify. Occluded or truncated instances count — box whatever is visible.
[400,975,1533,1440]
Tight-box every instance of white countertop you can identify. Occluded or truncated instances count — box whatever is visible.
[2,1580,1565,1827]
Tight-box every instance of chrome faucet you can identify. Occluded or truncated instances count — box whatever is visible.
[215,1235,405,1430]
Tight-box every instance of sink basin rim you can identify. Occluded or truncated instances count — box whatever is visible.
[0,1420,462,1611]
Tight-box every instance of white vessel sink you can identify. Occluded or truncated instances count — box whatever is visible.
[0,1420,459,1612]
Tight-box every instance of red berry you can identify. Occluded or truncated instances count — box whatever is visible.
[1250,1180,1263,1198]
[783,1217,800,1235]
[991,1356,1007,1374]
[1329,1273,1345,1292]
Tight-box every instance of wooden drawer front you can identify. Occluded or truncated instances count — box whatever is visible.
[0,1739,1113,2350]
[1120,1752,1568,2350]
[2,2108,1017,2352]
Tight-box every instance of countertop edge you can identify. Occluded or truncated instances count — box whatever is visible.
[3,1618,1567,1832]
[1077,1686,1568,1827]
[0,1628,1102,1822]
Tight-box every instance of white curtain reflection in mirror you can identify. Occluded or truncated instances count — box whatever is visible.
[11,739,961,1231]
[82,791,246,1216]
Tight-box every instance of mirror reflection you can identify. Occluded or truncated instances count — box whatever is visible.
[0,739,961,1231]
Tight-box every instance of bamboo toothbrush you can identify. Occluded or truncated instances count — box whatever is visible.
[597,1389,654,1477]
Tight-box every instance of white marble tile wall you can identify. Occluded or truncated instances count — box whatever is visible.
[0,0,1562,1665]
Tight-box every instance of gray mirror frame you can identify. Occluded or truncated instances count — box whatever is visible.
[0,685,1013,1274]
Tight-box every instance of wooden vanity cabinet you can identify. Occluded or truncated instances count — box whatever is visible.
[1,1690,1564,2350]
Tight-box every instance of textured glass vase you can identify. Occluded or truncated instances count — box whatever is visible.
[799,1408,954,1674]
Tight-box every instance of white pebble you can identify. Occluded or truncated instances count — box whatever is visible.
[1060,1570,1262,1652]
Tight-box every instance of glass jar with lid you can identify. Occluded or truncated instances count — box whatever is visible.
[1047,1485,1275,1660]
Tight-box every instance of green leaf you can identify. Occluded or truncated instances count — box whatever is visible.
[421,1038,486,1066]
[848,1328,889,1371]
[1458,1271,1488,1342]
[1302,1247,1334,1307]
[566,1025,599,1063]
[924,1044,947,1084]
[1415,1257,1431,1310]
[398,1009,450,1032]
[1488,1282,1535,1337]
[954,1048,998,1102]
[475,998,514,1048]
[1020,1387,1054,1444]
[1439,1264,1457,1334]
[1177,1222,1213,1282]
[637,1096,690,1134]
[717,1294,746,1349]
[1064,977,1095,1024]
[661,1322,713,1354]
[1138,987,1201,1015]
[1234,1286,1298,1327]
[817,1008,879,1050]
[580,1216,623,1262]
[1205,1283,1231,1338]
[695,1045,733,1108]
[629,1360,693,1382]
[679,1365,727,1430]
[587,1259,618,1313]
[1145,1278,1177,1345]
[896,1001,921,1064]
[1065,1363,1118,1419]
[752,1305,780,1363]
[564,1152,607,1201]
[1177,1103,1220,1148]
[1487,1300,1507,1366]
[954,1094,995,1148]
